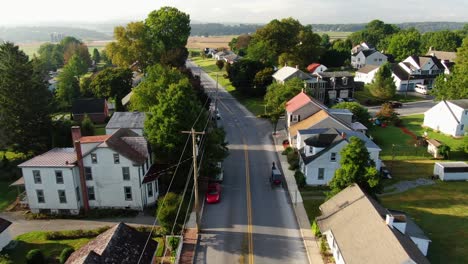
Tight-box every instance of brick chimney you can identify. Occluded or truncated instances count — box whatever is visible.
[71,126,89,214]
[74,140,90,214]
[341,132,346,139]
[71,126,82,142]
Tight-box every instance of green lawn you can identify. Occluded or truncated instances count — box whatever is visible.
[190,56,265,116]
[382,181,468,264]
[300,185,327,223]
[302,199,325,223]
[2,231,92,264]
[354,86,426,105]
[94,124,106,135]
[401,114,467,160]
[0,181,17,211]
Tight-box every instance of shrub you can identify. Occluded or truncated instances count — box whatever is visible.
[282,146,293,155]
[81,114,95,136]
[216,60,225,70]
[294,170,306,188]
[319,237,328,254]
[26,249,45,264]
[46,226,111,240]
[287,150,299,170]
[134,226,164,238]
[59,248,74,264]
[0,254,13,264]
[311,220,321,237]
[438,145,451,160]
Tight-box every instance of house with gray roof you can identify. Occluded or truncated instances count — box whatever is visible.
[18,126,158,215]
[106,112,146,136]
[272,66,311,84]
[316,184,430,264]
[423,99,468,137]
[298,128,381,185]
[351,47,387,69]
[66,222,158,264]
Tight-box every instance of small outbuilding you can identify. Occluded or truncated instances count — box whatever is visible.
[426,138,442,158]
[433,162,468,181]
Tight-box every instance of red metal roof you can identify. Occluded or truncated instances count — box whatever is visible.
[285,91,312,113]
[80,135,111,143]
[307,63,321,73]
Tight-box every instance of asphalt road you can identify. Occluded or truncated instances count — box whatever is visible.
[187,60,308,264]
[367,100,436,116]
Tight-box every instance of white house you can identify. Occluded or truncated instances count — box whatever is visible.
[298,129,381,185]
[272,66,311,84]
[423,99,468,137]
[316,184,430,264]
[354,65,380,84]
[306,63,328,74]
[19,127,158,215]
[433,162,468,181]
[106,112,146,136]
[351,49,387,69]
[0,218,12,252]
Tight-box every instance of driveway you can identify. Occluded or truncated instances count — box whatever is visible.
[0,211,155,238]
[367,100,436,116]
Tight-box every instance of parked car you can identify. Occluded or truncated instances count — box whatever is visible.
[415,84,430,95]
[213,162,224,182]
[343,97,357,102]
[387,101,403,108]
[334,98,345,104]
[206,183,221,204]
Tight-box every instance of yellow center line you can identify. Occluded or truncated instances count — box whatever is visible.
[218,98,254,264]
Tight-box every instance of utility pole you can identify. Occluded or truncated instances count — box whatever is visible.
[182,128,205,233]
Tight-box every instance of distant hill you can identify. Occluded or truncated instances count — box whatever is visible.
[0,26,111,43]
[190,23,261,36]
[311,22,467,33]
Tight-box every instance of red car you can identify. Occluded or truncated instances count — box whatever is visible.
[206,183,221,204]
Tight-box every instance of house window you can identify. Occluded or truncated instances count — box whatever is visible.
[330,153,337,162]
[58,190,67,203]
[148,182,153,197]
[85,167,93,181]
[342,77,348,86]
[124,186,132,201]
[55,170,63,184]
[33,170,41,184]
[374,58,377,62]
[309,147,314,154]
[76,187,80,202]
[379,58,382,62]
[122,167,130,181]
[87,186,95,201]
[291,115,300,122]
[461,124,465,131]
[113,153,120,164]
[318,168,325,180]
[91,153,98,164]
[465,110,467,115]
[357,58,360,62]
[36,190,45,203]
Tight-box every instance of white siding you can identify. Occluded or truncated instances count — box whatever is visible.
[354,69,378,84]
[324,231,346,264]
[22,167,80,214]
[83,148,146,210]
[365,52,387,67]
[423,101,464,136]
[0,230,11,251]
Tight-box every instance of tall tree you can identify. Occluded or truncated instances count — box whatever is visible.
[348,19,400,49]
[92,48,101,63]
[144,78,204,163]
[328,137,381,198]
[145,6,191,67]
[432,37,468,100]
[264,78,304,132]
[106,21,152,68]
[130,64,187,111]
[89,67,133,111]
[385,29,421,61]
[227,59,266,95]
[56,64,80,107]
[368,62,396,100]
[421,30,462,52]
[229,34,252,56]
[0,42,51,153]
[37,43,63,71]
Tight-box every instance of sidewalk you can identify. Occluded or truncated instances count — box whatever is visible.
[271,129,324,264]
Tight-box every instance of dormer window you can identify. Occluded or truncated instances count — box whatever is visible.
[292,115,300,122]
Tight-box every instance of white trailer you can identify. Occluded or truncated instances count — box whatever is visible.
[433,162,468,181]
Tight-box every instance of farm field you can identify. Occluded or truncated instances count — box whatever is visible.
[18,40,112,57]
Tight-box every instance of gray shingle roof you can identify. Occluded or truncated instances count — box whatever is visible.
[65,223,158,264]
[106,112,146,129]
[316,184,430,264]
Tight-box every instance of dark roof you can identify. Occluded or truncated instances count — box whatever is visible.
[391,63,410,80]
[449,99,468,110]
[106,112,146,129]
[105,129,148,165]
[316,71,353,78]
[362,49,377,57]
[0,218,11,234]
[304,130,342,148]
[66,223,158,264]
[72,98,106,114]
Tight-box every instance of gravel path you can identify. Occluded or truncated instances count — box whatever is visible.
[381,178,435,196]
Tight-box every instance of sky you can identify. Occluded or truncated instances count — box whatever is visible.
[0,0,467,26]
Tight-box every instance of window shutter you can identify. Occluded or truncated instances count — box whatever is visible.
[298,115,301,122]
